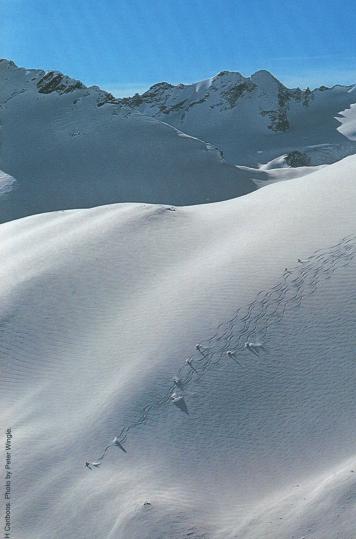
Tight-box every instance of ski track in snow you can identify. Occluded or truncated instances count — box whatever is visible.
[89,233,356,465]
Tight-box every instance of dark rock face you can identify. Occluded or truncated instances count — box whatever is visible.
[261,109,290,132]
[96,91,121,107]
[260,86,314,132]
[36,69,122,107]
[37,71,85,94]
[285,151,311,167]
[223,81,257,108]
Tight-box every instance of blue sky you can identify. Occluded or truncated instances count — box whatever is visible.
[1,0,356,96]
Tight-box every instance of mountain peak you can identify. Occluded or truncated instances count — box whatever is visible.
[147,81,174,92]
[251,69,283,87]
[0,58,17,68]
[215,70,240,78]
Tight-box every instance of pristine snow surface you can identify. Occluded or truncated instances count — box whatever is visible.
[1,154,356,538]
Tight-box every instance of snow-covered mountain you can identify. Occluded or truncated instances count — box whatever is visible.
[2,60,356,223]
[120,70,356,166]
[0,60,257,223]
[1,154,356,539]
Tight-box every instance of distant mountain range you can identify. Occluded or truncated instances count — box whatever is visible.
[0,59,256,222]
[1,59,356,222]
[120,69,356,166]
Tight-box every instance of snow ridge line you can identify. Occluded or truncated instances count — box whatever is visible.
[87,234,356,467]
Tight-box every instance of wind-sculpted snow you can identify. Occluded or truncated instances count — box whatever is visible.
[337,102,356,141]
[89,234,356,467]
[1,156,356,538]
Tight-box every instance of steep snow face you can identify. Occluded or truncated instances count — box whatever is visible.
[120,70,356,166]
[1,155,356,538]
[0,170,15,195]
[337,102,356,140]
[0,60,256,222]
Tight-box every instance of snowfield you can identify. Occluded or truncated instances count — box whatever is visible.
[1,155,356,538]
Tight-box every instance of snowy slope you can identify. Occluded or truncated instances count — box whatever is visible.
[120,70,356,166]
[337,100,356,140]
[1,155,356,538]
[0,60,256,223]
